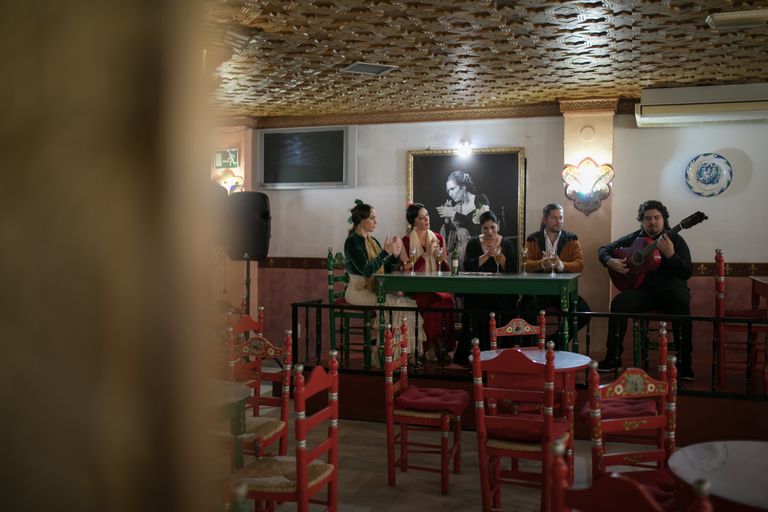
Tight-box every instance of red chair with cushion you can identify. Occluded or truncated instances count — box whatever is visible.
[472,339,571,512]
[550,440,713,512]
[229,352,339,512]
[385,321,469,495]
[715,248,767,389]
[580,323,669,448]
[586,352,678,483]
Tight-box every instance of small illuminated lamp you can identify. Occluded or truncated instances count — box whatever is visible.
[212,168,244,195]
[457,140,472,157]
[561,157,615,216]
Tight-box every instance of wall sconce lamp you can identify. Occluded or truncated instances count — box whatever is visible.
[562,157,614,216]
[212,168,244,195]
[457,140,471,157]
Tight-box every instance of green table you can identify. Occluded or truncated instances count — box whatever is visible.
[375,271,581,352]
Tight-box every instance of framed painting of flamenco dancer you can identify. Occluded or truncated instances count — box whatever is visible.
[407,147,526,271]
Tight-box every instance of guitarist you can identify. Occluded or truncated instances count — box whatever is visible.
[597,200,694,381]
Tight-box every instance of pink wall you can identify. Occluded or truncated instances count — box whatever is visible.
[258,267,329,358]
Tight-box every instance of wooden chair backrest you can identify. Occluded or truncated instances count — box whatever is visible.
[233,331,292,423]
[490,312,545,349]
[472,340,557,442]
[385,322,409,400]
[551,440,665,512]
[327,247,349,303]
[293,352,339,495]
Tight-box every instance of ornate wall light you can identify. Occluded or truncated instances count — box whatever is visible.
[457,140,471,157]
[561,157,614,216]
[212,168,244,195]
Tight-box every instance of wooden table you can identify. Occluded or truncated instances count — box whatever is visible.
[375,271,581,351]
[669,440,768,511]
[210,379,251,470]
[471,348,591,430]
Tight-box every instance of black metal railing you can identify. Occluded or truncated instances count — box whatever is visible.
[290,300,768,397]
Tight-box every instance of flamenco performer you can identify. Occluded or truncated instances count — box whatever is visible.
[400,202,456,362]
[343,200,426,364]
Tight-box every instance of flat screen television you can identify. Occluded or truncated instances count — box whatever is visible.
[257,125,357,189]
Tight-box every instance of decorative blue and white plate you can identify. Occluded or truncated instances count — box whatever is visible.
[685,153,732,197]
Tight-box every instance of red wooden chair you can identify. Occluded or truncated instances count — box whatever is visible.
[586,352,678,483]
[490,312,565,418]
[715,248,767,389]
[489,311,545,349]
[229,351,339,512]
[385,321,469,494]
[550,440,713,512]
[217,327,292,468]
[471,339,571,512]
[580,322,669,448]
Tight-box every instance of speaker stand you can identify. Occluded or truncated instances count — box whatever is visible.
[243,256,252,316]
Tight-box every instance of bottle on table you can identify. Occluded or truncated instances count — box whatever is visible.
[451,249,459,276]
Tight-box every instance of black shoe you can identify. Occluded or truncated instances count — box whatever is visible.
[679,365,695,381]
[596,357,623,373]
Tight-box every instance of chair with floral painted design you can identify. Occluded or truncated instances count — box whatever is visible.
[587,355,678,482]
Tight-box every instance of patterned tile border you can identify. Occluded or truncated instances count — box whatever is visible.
[260,258,768,277]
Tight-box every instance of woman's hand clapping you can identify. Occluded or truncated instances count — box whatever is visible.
[383,235,403,257]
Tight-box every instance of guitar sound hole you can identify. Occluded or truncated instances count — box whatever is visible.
[631,252,644,266]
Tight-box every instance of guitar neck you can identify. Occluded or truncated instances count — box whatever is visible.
[636,224,682,259]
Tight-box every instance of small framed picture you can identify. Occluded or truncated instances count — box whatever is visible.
[214,149,239,170]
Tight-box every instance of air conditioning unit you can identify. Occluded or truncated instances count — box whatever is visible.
[634,83,768,127]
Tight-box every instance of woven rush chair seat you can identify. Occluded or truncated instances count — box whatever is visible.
[393,386,469,417]
[232,455,334,494]
[485,428,570,453]
[214,416,285,444]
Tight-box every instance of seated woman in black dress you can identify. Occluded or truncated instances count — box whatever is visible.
[453,210,517,363]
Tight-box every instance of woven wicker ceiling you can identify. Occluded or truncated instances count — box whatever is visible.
[204,0,768,119]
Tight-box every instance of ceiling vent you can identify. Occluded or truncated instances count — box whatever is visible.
[634,83,768,127]
[341,62,399,76]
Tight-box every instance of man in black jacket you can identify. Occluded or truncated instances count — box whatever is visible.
[597,200,694,380]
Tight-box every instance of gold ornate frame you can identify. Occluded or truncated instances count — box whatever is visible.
[406,147,526,269]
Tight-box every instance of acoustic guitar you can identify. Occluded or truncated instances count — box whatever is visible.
[608,211,708,291]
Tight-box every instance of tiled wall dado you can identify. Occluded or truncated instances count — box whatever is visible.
[256,259,767,357]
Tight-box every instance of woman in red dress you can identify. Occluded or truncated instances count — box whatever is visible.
[400,203,456,362]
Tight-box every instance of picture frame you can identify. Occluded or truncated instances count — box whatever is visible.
[406,147,526,271]
[214,149,239,170]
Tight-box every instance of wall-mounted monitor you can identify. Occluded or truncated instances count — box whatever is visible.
[257,125,357,189]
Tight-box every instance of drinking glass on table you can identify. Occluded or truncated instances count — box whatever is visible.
[435,246,445,276]
[491,246,501,273]
[547,248,558,278]
[520,246,529,276]
[409,247,417,275]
